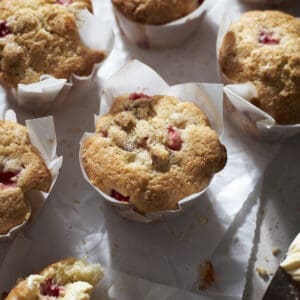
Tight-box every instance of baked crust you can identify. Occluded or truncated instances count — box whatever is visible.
[112,0,199,25]
[0,0,106,87]
[0,120,52,235]
[5,258,104,300]
[219,10,300,125]
[82,94,227,213]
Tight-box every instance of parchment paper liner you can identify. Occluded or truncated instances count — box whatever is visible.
[9,9,114,114]
[79,60,224,223]
[217,14,300,141]
[112,0,208,49]
[0,110,63,240]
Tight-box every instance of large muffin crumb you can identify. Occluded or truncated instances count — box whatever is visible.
[5,258,103,300]
[219,11,300,125]
[82,94,227,213]
[112,0,200,25]
[0,0,105,87]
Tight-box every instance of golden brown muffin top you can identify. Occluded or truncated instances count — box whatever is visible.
[82,93,226,213]
[219,10,300,125]
[5,258,104,300]
[112,0,200,25]
[0,120,52,235]
[0,0,106,87]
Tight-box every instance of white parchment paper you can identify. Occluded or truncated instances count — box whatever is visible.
[0,0,285,299]
[112,0,209,48]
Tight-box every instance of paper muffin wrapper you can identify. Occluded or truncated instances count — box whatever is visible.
[9,9,114,114]
[0,110,63,240]
[112,0,208,49]
[216,14,300,141]
[79,60,224,223]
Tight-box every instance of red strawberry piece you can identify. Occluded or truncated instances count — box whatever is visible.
[198,0,204,5]
[129,93,151,101]
[111,190,130,202]
[166,126,182,151]
[259,29,280,45]
[0,22,11,38]
[57,0,73,5]
[138,137,149,150]
[40,279,63,297]
[0,170,19,188]
[99,131,108,138]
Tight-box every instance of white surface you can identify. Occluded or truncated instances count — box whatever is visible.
[0,53,265,300]
[0,0,299,300]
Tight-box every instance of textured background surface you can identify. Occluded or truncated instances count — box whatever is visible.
[0,0,299,299]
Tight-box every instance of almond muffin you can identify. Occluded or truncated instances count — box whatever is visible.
[112,0,202,25]
[219,11,300,125]
[82,93,227,213]
[0,0,106,87]
[0,120,52,235]
[5,258,103,300]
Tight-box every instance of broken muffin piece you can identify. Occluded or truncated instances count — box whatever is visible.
[5,258,103,300]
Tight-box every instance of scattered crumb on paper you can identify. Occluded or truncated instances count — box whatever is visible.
[111,242,119,257]
[199,261,215,290]
[256,267,269,281]
[272,248,281,256]
[197,216,208,224]
[47,138,55,144]
[233,235,239,243]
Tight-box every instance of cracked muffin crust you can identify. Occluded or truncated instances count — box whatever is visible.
[219,11,300,125]
[5,258,103,300]
[82,94,227,213]
[0,0,106,87]
[0,120,52,235]
[112,0,201,25]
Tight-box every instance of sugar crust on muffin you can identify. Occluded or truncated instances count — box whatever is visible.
[112,0,200,25]
[82,94,227,213]
[5,258,104,300]
[0,0,106,87]
[219,10,300,125]
[0,120,52,235]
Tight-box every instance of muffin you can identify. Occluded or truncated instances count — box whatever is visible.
[82,93,227,213]
[219,11,300,125]
[112,0,201,25]
[0,120,52,235]
[5,258,104,300]
[0,0,106,87]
